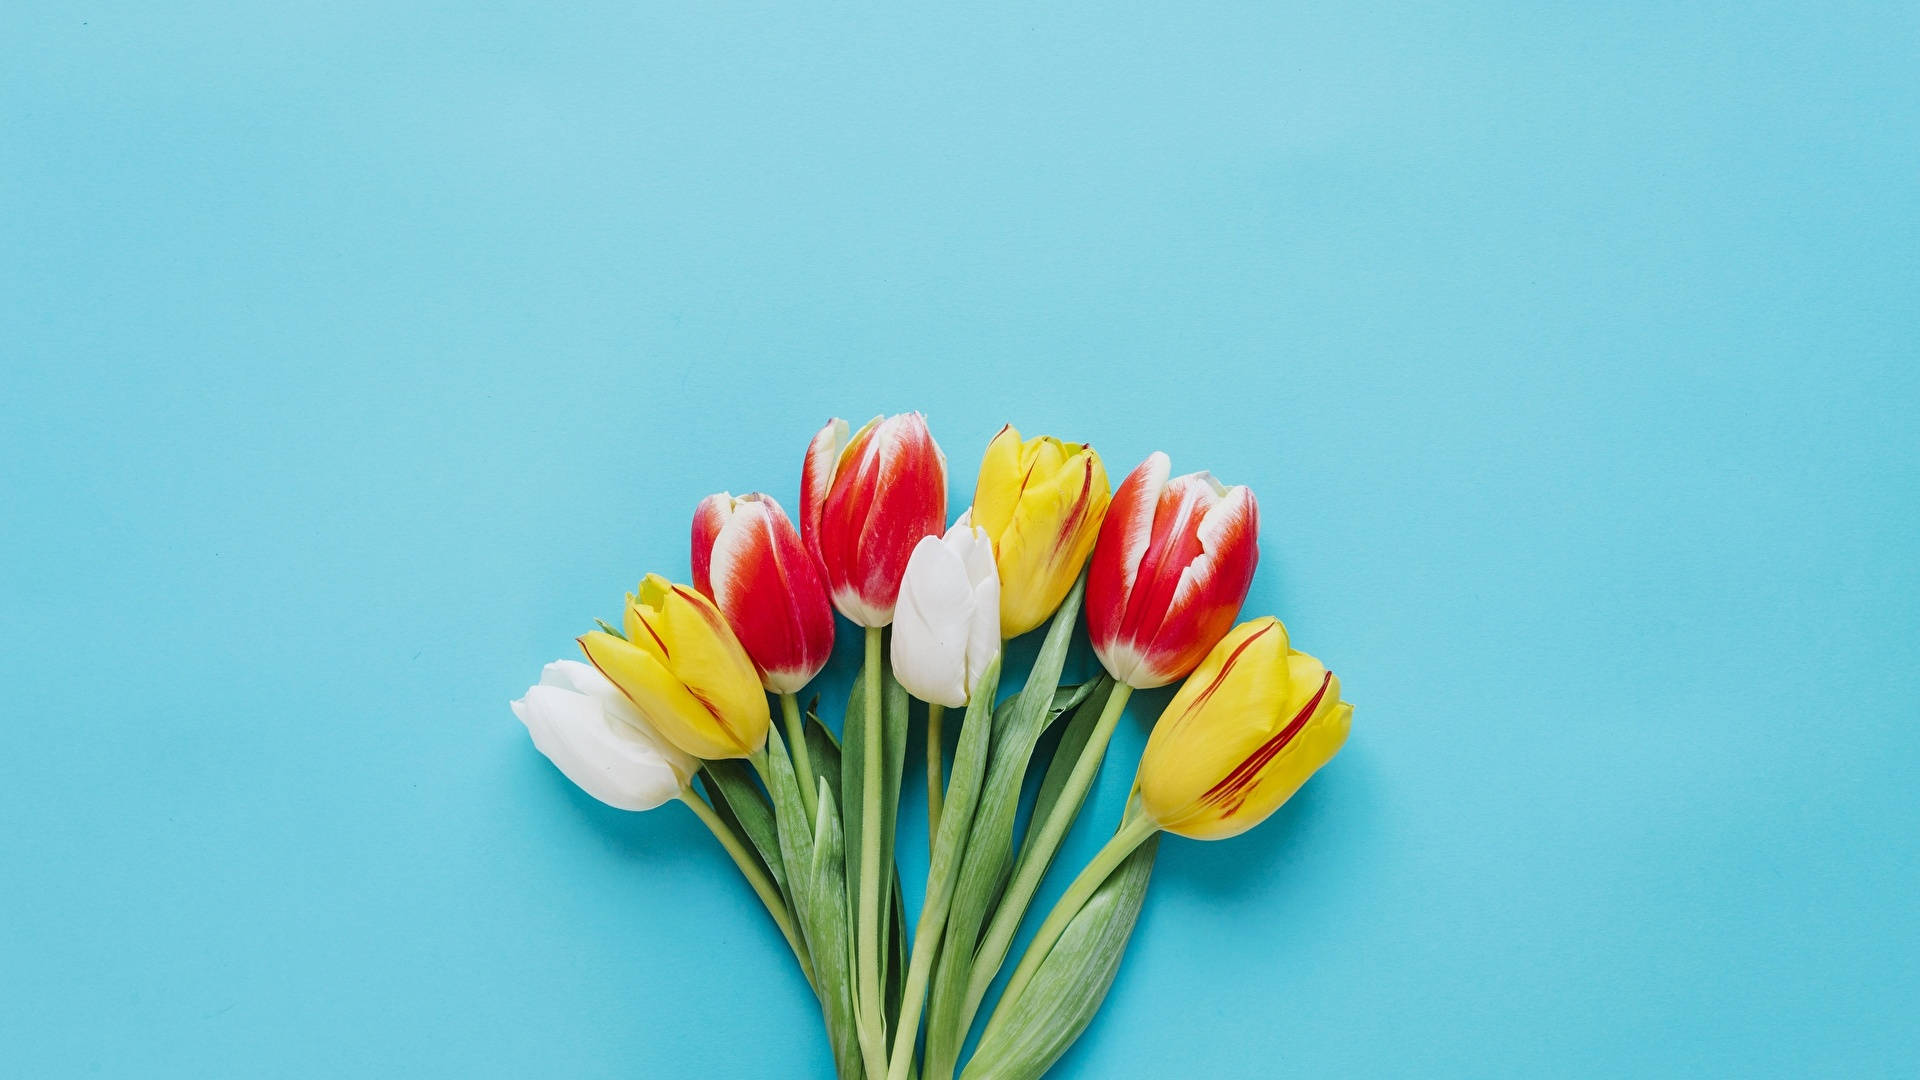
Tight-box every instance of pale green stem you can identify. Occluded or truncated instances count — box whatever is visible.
[925,701,946,849]
[856,626,887,1079]
[958,683,1133,1033]
[678,787,816,991]
[976,809,1159,1048]
[885,668,997,1080]
[779,691,818,823]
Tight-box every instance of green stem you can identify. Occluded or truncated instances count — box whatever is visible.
[925,701,946,849]
[780,691,818,823]
[856,626,887,1079]
[976,809,1158,1047]
[885,662,1000,1080]
[959,683,1134,1029]
[678,787,816,991]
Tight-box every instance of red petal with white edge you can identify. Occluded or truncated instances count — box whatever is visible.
[1129,483,1258,687]
[800,418,851,571]
[703,493,835,692]
[690,492,734,598]
[1087,452,1171,666]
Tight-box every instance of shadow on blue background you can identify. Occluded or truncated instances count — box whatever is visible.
[3,2,1916,1077]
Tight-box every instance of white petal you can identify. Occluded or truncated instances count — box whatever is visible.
[542,660,699,782]
[514,684,686,811]
[538,659,601,694]
[946,521,997,589]
[964,570,1003,691]
[890,535,971,706]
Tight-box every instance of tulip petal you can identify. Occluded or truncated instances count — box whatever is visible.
[703,493,834,693]
[513,682,685,811]
[1129,482,1260,687]
[969,424,1025,541]
[655,583,771,749]
[891,533,974,706]
[816,413,946,626]
[1087,452,1170,681]
[1134,619,1350,840]
[581,630,743,761]
[689,492,735,598]
[801,417,852,568]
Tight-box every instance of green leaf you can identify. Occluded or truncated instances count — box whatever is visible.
[1015,676,1118,886]
[959,834,1160,1080]
[922,575,1087,1080]
[807,714,846,808]
[764,729,863,1080]
[700,761,787,903]
[840,666,874,943]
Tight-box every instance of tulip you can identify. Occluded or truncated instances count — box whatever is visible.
[692,492,835,695]
[1134,616,1351,839]
[511,659,698,811]
[801,411,948,1064]
[578,574,771,762]
[1086,451,1259,690]
[969,425,1111,638]
[890,522,1002,709]
[512,659,812,985]
[981,616,1350,1040]
[801,413,948,627]
[803,413,947,1071]
[693,491,837,818]
[892,521,1002,851]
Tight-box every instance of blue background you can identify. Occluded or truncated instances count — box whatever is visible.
[4,2,1915,1076]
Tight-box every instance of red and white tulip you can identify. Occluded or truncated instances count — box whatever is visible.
[1086,452,1259,689]
[800,413,948,627]
[691,492,835,695]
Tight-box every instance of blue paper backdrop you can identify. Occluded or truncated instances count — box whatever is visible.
[4,3,1916,1076]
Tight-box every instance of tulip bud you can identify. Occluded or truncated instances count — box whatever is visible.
[1086,452,1258,689]
[800,413,948,627]
[890,522,1002,706]
[511,660,698,811]
[578,574,772,761]
[970,425,1112,638]
[691,491,835,694]
[1134,618,1351,840]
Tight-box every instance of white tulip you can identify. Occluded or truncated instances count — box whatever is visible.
[890,520,1002,707]
[511,660,699,811]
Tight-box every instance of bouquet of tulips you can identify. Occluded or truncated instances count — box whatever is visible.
[512,414,1352,1079]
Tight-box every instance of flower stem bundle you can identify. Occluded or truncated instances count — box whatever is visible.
[511,415,1354,1077]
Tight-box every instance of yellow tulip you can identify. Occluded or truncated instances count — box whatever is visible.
[970,425,1112,637]
[1135,617,1351,840]
[578,574,771,761]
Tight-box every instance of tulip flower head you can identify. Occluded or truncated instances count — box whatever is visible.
[691,492,835,694]
[890,522,1002,707]
[511,660,699,811]
[970,425,1112,638]
[1087,452,1259,689]
[578,574,772,761]
[1134,617,1350,840]
[801,413,948,627]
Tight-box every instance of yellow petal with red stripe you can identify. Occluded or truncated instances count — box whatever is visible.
[1135,617,1351,840]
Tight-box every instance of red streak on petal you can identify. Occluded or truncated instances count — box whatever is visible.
[633,610,671,660]
[683,684,741,748]
[1053,456,1094,550]
[1200,670,1333,817]
[1180,622,1277,718]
